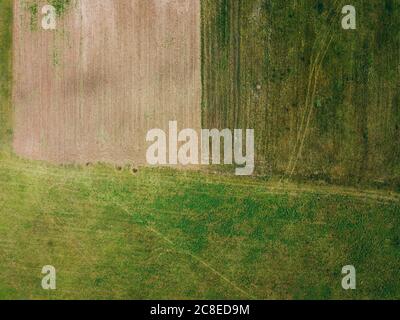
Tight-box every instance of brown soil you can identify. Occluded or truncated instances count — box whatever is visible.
[13,0,201,165]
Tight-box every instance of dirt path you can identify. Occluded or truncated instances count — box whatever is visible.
[1,153,398,204]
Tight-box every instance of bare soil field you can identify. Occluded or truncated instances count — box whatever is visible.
[13,0,201,165]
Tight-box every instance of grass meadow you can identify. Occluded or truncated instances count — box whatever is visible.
[0,154,399,299]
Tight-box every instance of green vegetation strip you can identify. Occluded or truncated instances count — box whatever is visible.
[0,0,12,151]
[0,154,399,299]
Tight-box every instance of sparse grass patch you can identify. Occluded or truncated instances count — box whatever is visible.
[50,0,71,17]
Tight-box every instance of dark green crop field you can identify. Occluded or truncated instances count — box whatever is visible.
[202,0,400,187]
[0,0,399,300]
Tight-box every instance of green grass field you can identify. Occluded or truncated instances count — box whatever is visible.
[1,0,399,300]
[0,154,399,299]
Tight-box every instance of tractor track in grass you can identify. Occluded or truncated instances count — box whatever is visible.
[0,156,399,205]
